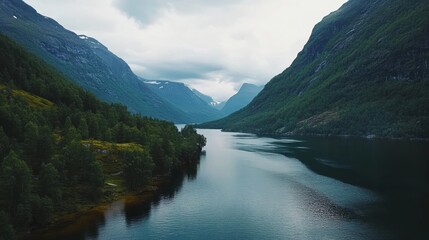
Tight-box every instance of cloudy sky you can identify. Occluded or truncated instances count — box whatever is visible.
[25,0,346,101]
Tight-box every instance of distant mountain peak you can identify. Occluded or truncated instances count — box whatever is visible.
[220,82,264,116]
[238,83,263,92]
[240,82,254,88]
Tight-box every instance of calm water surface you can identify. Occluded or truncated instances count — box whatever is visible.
[34,129,429,239]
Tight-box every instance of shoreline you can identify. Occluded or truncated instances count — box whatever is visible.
[25,174,172,239]
[216,128,429,141]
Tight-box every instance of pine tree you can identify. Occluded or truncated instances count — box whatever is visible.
[0,151,32,226]
[39,163,62,204]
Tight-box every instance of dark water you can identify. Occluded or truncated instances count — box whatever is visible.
[33,129,429,239]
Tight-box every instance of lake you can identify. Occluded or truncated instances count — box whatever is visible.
[32,129,429,239]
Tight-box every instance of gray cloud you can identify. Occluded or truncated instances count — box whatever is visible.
[113,0,245,25]
[136,62,223,80]
[24,0,347,101]
[113,0,165,24]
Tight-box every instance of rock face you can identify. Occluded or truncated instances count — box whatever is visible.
[0,0,190,122]
[143,80,223,123]
[221,83,264,116]
[201,0,429,138]
[190,83,263,117]
[191,89,225,110]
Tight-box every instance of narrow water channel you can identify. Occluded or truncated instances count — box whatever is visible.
[33,129,429,239]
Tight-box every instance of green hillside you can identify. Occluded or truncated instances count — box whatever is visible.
[201,0,429,138]
[0,34,205,238]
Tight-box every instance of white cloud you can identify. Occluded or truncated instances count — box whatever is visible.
[24,0,346,101]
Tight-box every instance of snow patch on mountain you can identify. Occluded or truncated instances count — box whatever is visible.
[145,81,161,85]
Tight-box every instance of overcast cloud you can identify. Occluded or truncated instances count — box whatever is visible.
[24,0,346,101]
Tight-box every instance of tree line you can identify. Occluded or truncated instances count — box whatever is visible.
[0,34,206,239]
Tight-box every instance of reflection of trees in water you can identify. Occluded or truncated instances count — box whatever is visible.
[40,156,203,238]
[85,215,105,239]
[31,209,107,240]
[278,140,364,188]
[124,202,151,227]
[71,209,107,240]
[273,137,429,195]
[272,136,429,239]
[123,158,202,226]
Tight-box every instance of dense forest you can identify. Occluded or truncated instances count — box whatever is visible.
[0,34,206,239]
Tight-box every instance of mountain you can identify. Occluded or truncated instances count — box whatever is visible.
[191,89,215,105]
[191,88,225,110]
[213,102,226,110]
[191,89,225,110]
[190,83,263,116]
[143,80,223,123]
[0,0,190,123]
[201,0,429,138]
[221,83,263,116]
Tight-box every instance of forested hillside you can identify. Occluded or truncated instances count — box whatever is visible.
[0,34,205,239]
[201,0,429,138]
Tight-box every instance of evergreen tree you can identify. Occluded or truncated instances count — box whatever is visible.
[0,210,15,240]
[0,127,9,160]
[31,195,53,225]
[0,151,32,226]
[60,142,104,199]
[64,116,72,130]
[78,117,89,139]
[39,163,62,204]
[122,149,154,189]
[23,123,54,173]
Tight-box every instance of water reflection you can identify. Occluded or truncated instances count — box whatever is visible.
[30,130,429,239]
[29,205,108,240]
[232,133,429,239]
[31,157,202,240]
[123,160,202,229]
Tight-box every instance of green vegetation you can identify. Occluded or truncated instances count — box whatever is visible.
[201,0,429,138]
[0,34,206,238]
[0,84,53,109]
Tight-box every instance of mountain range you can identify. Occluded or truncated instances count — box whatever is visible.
[191,89,224,110]
[0,0,266,124]
[0,0,191,122]
[143,80,264,122]
[142,80,223,123]
[201,0,429,138]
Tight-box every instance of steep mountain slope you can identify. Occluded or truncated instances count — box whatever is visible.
[191,88,225,110]
[0,0,189,122]
[202,0,429,138]
[191,89,215,105]
[221,83,264,116]
[143,80,223,123]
